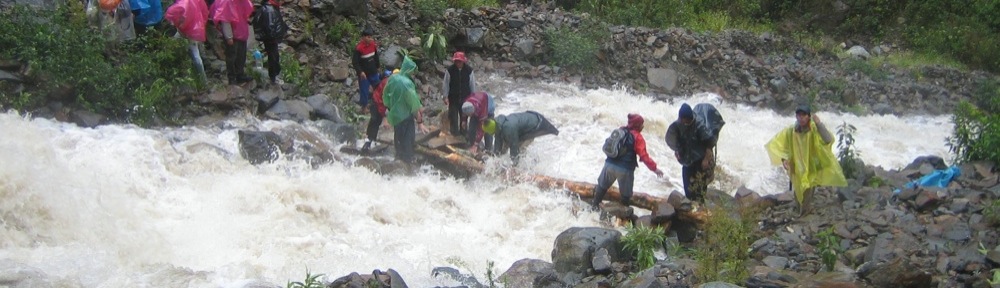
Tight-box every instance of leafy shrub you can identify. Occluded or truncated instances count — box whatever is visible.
[280,51,312,96]
[325,18,358,45]
[447,0,497,9]
[695,203,758,283]
[836,121,862,179]
[0,3,191,126]
[842,59,888,81]
[577,0,692,28]
[621,223,666,271]
[984,199,1000,227]
[947,80,999,164]
[413,0,448,19]
[544,19,607,71]
[286,270,324,288]
[815,227,841,271]
[422,23,448,61]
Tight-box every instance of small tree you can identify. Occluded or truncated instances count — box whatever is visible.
[621,223,666,271]
[836,122,862,179]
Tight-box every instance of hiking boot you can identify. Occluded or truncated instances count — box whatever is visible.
[360,141,372,153]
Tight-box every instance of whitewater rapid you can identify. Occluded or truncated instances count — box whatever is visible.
[0,75,952,287]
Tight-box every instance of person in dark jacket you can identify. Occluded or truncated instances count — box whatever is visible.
[461,91,495,155]
[486,111,558,164]
[442,51,476,136]
[593,114,664,209]
[361,69,395,153]
[251,0,287,84]
[352,26,381,109]
[665,103,716,202]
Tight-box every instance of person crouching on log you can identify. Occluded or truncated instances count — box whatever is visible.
[483,111,559,165]
[592,113,664,210]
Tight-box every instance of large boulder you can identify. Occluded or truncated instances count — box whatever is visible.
[311,0,368,17]
[238,130,283,164]
[550,227,623,285]
[498,259,562,288]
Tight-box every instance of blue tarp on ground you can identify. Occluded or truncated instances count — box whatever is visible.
[894,166,962,194]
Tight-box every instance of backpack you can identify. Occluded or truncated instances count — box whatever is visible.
[693,103,725,146]
[602,127,631,158]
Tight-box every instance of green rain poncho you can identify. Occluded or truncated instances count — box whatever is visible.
[765,121,847,204]
[382,56,422,126]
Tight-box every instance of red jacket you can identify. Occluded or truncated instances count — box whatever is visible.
[372,77,390,116]
[630,129,658,172]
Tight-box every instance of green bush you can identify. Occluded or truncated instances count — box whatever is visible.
[815,227,841,271]
[286,270,324,288]
[544,19,607,71]
[280,51,312,96]
[947,80,1000,164]
[983,199,1000,227]
[621,223,666,271]
[447,0,497,9]
[413,0,448,19]
[0,3,191,126]
[422,23,448,61]
[695,204,758,283]
[577,0,691,28]
[325,18,358,45]
[836,122,862,179]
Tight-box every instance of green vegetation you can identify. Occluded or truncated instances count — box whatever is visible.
[447,0,497,10]
[286,270,324,288]
[544,18,608,71]
[947,79,1000,164]
[280,51,312,96]
[422,23,448,61]
[984,199,1000,227]
[815,227,841,272]
[0,3,192,126]
[695,203,758,283]
[836,121,862,179]
[842,59,888,81]
[865,175,886,188]
[621,223,666,271]
[326,18,358,45]
[574,0,1000,73]
[413,0,448,19]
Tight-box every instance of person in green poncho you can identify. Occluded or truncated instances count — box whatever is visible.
[765,104,847,216]
[382,56,429,163]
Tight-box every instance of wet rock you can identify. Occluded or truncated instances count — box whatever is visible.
[70,109,106,128]
[238,130,281,164]
[650,202,675,225]
[499,259,561,288]
[551,227,623,285]
[254,87,282,111]
[306,94,344,123]
[316,119,357,144]
[265,99,313,122]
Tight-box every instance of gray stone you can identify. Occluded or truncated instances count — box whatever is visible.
[646,68,678,91]
[306,94,344,123]
[310,0,366,17]
[507,16,526,29]
[987,246,1000,265]
[315,119,357,144]
[330,67,352,82]
[949,198,970,213]
[70,109,106,128]
[238,130,281,164]
[0,69,21,82]
[462,27,488,48]
[591,248,611,274]
[255,87,282,110]
[762,256,788,269]
[551,227,623,285]
[697,281,742,288]
[515,39,535,57]
[498,259,561,288]
[858,256,933,288]
[265,99,313,122]
[943,223,971,241]
[769,77,788,94]
[621,268,663,288]
[846,45,871,60]
[653,45,669,59]
[431,267,483,288]
[380,45,403,68]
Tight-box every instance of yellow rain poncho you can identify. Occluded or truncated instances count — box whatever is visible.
[383,56,422,126]
[765,121,847,204]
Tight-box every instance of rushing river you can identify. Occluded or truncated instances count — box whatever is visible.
[0,75,952,287]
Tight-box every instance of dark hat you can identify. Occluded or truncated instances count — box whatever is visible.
[361,26,374,36]
[679,103,694,119]
[795,104,812,115]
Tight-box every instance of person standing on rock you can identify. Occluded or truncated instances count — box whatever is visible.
[383,57,428,163]
[765,104,846,216]
[442,51,476,136]
[665,103,723,202]
[361,69,396,153]
[209,0,254,85]
[353,25,381,109]
[485,111,559,164]
[250,0,287,85]
[592,113,664,209]
[461,91,495,155]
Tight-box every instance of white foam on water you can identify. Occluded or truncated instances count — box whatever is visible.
[0,75,952,287]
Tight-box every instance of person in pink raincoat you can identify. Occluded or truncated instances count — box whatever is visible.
[210,0,254,85]
[164,0,209,83]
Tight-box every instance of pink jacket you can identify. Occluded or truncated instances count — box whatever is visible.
[209,0,253,41]
[164,0,209,42]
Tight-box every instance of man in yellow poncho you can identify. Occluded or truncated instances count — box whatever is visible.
[765,104,847,216]
[382,56,428,163]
